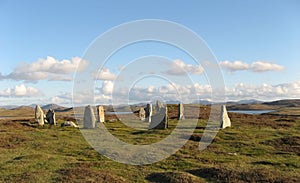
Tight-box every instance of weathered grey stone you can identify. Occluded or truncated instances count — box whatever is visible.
[35,105,45,126]
[178,103,185,120]
[46,109,56,125]
[97,105,105,123]
[156,100,164,112]
[139,107,146,121]
[61,121,79,128]
[220,105,231,129]
[149,106,168,129]
[145,103,152,122]
[83,105,96,128]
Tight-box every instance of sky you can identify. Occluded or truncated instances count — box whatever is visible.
[0,0,299,106]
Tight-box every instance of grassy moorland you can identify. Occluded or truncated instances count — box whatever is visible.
[0,104,299,182]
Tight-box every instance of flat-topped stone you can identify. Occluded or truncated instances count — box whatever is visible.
[61,121,78,128]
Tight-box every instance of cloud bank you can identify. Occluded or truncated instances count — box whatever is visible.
[5,56,88,82]
[165,59,204,75]
[220,60,284,72]
[94,68,117,81]
[0,84,41,97]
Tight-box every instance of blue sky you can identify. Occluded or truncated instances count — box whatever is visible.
[0,0,299,106]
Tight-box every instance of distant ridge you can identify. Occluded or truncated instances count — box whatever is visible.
[41,104,66,110]
[192,100,212,105]
[263,99,300,107]
[227,99,263,105]
[0,99,299,110]
[0,105,19,110]
[11,106,34,111]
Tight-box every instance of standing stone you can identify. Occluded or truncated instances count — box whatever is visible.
[46,109,56,125]
[97,105,105,123]
[139,107,146,121]
[149,106,168,129]
[35,105,45,126]
[156,100,164,112]
[83,105,96,129]
[178,103,185,120]
[220,105,231,129]
[145,103,153,122]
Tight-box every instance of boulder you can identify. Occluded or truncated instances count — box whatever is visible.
[61,121,79,128]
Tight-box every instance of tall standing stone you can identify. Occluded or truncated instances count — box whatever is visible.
[83,105,96,128]
[97,105,105,123]
[178,103,185,120]
[145,103,152,122]
[35,105,45,126]
[139,107,146,121]
[149,106,168,129]
[156,100,164,112]
[220,105,231,129]
[46,109,56,125]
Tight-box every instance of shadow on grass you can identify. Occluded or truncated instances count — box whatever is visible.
[146,171,205,183]
[54,162,126,183]
[261,136,300,155]
[188,167,299,183]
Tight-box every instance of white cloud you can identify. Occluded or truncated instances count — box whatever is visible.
[48,80,300,106]
[250,61,284,72]
[51,93,72,105]
[0,73,4,80]
[48,75,73,81]
[6,56,88,81]
[95,68,117,80]
[101,81,114,94]
[225,81,300,100]
[92,80,300,105]
[94,81,211,104]
[51,96,67,105]
[219,60,249,72]
[220,60,284,73]
[165,59,204,75]
[0,84,41,97]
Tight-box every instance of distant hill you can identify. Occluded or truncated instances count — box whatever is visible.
[0,105,19,109]
[11,106,34,111]
[227,99,300,110]
[166,100,181,104]
[42,104,67,110]
[192,100,212,105]
[28,104,38,108]
[237,99,263,104]
[263,99,300,107]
